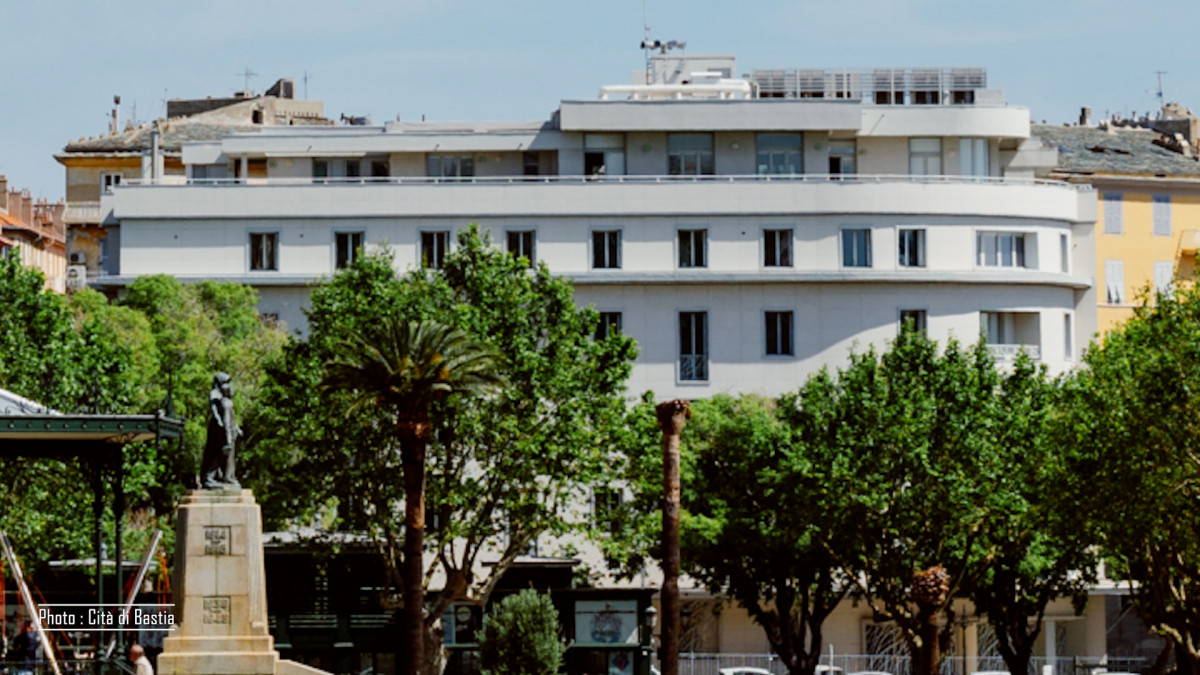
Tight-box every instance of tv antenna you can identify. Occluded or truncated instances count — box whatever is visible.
[303,70,312,100]
[1156,70,1167,109]
[238,67,258,94]
[639,1,685,86]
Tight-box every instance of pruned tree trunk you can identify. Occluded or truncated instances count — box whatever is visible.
[657,399,691,675]
[399,417,432,675]
[911,566,950,675]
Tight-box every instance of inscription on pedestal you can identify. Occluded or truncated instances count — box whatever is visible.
[203,596,231,624]
[204,526,231,555]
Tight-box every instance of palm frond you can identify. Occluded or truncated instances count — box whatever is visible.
[321,316,504,418]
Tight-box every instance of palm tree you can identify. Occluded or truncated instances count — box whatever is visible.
[322,317,504,675]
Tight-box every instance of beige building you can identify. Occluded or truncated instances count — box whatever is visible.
[0,175,66,292]
[55,77,329,284]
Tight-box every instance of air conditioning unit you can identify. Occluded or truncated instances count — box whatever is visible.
[68,251,86,265]
[66,264,87,291]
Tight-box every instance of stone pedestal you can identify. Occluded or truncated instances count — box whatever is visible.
[158,489,279,675]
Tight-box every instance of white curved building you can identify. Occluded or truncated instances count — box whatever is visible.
[97,56,1096,398]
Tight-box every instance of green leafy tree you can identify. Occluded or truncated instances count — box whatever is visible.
[476,589,565,675]
[968,359,1098,675]
[255,226,638,673]
[815,329,1009,675]
[682,394,847,675]
[1061,285,1200,675]
[322,317,503,675]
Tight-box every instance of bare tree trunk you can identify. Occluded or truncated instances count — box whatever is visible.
[657,399,691,675]
[400,419,431,675]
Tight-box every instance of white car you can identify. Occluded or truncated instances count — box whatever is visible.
[718,669,774,675]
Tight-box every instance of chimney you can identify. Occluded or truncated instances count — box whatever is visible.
[1080,106,1092,126]
[0,176,7,211]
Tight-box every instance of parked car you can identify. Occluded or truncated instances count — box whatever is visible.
[849,671,894,675]
[719,669,774,675]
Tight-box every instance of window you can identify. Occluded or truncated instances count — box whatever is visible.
[1060,233,1070,273]
[335,231,364,269]
[842,229,872,267]
[899,309,927,334]
[595,312,622,340]
[249,233,278,271]
[1103,192,1123,234]
[828,140,857,175]
[1154,194,1172,236]
[523,152,541,176]
[764,229,793,267]
[756,133,803,175]
[592,230,621,269]
[1105,260,1125,304]
[426,155,475,178]
[192,164,229,180]
[764,311,794,356]
[441,604,482,646]
[977,232,1027,268]
[1064,312,1073,361]
[584,133,625,176]
[101,173,122,192]
[668,133,714,176]
[421,231,450,269]
[679,311,708,381]
[909,138,942,175]
[959,138,989,177]
[593,486,623,533]
[1154,261,1174,298]
[897,229,926,268]
[506,230,535,266]
[678,229,707,268]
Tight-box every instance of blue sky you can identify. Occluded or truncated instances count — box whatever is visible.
[2,0,1197,199]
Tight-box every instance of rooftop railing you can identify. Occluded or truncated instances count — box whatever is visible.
[119,174,1090,191]
[750,67,990,105]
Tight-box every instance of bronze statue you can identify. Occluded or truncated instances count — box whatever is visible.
[201,372,242,489]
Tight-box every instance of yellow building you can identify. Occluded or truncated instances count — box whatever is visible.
[1035,123,1200,336]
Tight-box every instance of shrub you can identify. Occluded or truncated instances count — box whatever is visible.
[477,589,564,675]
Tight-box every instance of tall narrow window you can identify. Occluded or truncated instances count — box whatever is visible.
[679,311,708,381]
[678,229,707,268]
[335,231,364,269]
[595,312,622,340]
[899,309,927,334]
[1060,233,1070,273]
[1105,260,1125,304]
[764,229,793,267]
[898,229,926,268]
[764,311,794,356]
[668,133,714,176]
[1153,194,1172,236]
[593,487,623,533]
[421,231,450,269]
[1154,261,1174,298]
[1103,192,1123,235]
[958,138,989,177]
[592,230,621,269]
[842,229,872,267]
[506,230,535,266]
[249,233,278,271]
[909,138,943,175]
[756,133,803,175]
[1064,312,1074,361]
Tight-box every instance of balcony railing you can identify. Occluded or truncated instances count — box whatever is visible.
[119,174,1089,190]
[987,343,1041,361]
[64,201,102,224]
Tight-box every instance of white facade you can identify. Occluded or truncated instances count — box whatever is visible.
[98,59,1097,399]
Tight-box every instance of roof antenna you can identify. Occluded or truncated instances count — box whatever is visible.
[303,71,312,100]
[238,67,258,95]
[1156,70,1167,112]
